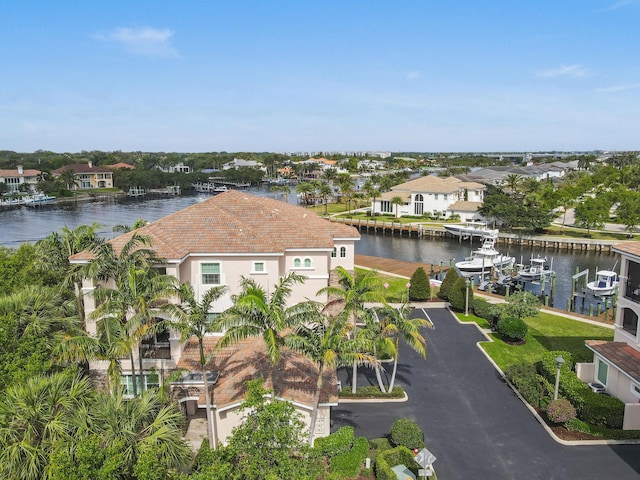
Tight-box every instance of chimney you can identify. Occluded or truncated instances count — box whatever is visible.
[88,160,93,168]
[17,165,23,174]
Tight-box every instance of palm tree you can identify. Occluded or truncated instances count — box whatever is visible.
[317,267,385,393]
[59,168,78,190]
[316,181,334,215]
[296,181,315,206]
[35,223,103,325]
[362,180,381,215]
[164,282,226,449]
[376,302,432,391]
[0,372,93,480]
[338,175,355,213]
[285,314,378,445]
[503,174,523,197]
[390,195,404,219]
[359,307,395,392]
[216,272,317,394]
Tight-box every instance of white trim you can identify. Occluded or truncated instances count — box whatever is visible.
[189,252,283,257]
[177,396,200,404]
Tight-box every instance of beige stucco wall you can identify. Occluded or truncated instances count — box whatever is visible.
[623,403,640,430]
[575,362,595,383]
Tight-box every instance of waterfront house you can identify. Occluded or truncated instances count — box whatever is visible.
[576,242,640,429]
[72,190,360,444]
[53,161,113,189]
[0,165,41,192]
[371,175,485,220]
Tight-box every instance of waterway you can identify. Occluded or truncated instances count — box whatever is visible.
[0,190,616,313]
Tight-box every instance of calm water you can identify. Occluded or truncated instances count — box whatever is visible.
[0,190,615,312]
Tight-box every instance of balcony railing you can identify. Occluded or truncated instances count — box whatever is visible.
[141,342,172,360]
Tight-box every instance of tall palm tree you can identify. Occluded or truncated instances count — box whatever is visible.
[362,179,381,215]
[390,195,404,218]
[376,302,432,391]
[317,267,385,393]
[164,282,226,449]
[296,181,315,206]
[59,168,79,190]
[316,181,334,215]
[503,174,523,197]
[285,314,378,445]
[35,223,103,325]
[216,272,317,394]
[0,372,93,480]
[359,307,396,392]
[338,175,355,213]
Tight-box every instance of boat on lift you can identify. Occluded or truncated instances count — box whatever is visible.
[455,236,515,277]
[586,270,619,297]
[517,256,553,281]
[444,221,498,239]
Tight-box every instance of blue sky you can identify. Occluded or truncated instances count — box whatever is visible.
[1,0,639,153]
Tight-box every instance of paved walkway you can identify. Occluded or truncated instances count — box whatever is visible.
[332,308,640,479]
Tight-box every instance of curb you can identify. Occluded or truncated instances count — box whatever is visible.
[338,391,409,404]
[449,307,640,446]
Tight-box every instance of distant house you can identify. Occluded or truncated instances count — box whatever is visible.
[157,162,191,174]
[222,158,264,171]
[0,165,41,192]
[53,161,113,189]
[460,161,578,186]
[105,162,135,170]
[371,175,486,220]
[576,242,640,429]
[71,190,360,445]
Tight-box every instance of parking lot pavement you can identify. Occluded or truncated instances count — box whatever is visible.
[332,308,640,479]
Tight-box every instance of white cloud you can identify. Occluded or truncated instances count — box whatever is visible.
[405,71,420,80]
[603,0,635,11]
[595,83,640,92]
[536,64,590,78]
[93,27,178,58]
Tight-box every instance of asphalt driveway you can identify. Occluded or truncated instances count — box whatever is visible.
[332,307,640,479]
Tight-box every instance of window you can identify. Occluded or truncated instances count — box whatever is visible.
[293,258,301,268]
[632,384,640,397]
[414,194,424,215]
[380,200,392,213]
[141,326,171,359]
[252,262,265,273]
[121,373,160,396]
[622,308,638,336]
[340,247,347,258]
[331,248,337,258]
[597,359,609,386]
[625,260,640,302]
[304,258,311,268]
[443,194,448,201]
[434,194,439,200]
[201,263,221,285]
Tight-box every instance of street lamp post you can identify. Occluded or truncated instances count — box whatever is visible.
[465,278,471,316]
[406,282,411,304]
[554,355,565,400]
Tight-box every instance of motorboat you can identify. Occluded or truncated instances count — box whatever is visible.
[455,236,515,277]
[23,193,55,206]
[444,221,498,239]
[517,256,553,281]
[586,270,619,297]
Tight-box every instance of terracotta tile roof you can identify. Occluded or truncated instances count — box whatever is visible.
[53,164,113,174]
[177,336,338,408]
[613,242,640,259]
[0,169,40,177]
[71,190,360,261]
[448,201,482,212]
[105,162,135,170]
[586,340,640,384]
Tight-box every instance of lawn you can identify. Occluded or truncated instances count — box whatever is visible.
[457,311,614,371]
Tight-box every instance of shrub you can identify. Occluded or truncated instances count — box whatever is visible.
[504,363,551,408]
[546,398,577,424]
[471,297,499,322]
[437,267,459,301]
[409,267,430,301]
[338,386,405,399]
[448,277,472,311]
[500,291,541,321]
[375,446,420,480]
[314,426,354,458]
[329,436,369,478]
[389,418,425,450]
[496,316,528,342]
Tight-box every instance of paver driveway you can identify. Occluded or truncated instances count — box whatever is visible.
[332,307,640,479]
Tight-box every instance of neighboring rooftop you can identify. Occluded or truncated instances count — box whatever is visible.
[586,340,640,384]
[53,163,113,174]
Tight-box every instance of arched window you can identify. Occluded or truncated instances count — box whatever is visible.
[331,248,337,258]
[340,246,347,258]
[293,258,301,268]
[414,194,424,215]
[304,258,312,268]
[623,308,638,336]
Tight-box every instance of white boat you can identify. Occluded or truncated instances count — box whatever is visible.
[23,193,55,206]
[444,221,498,238]
[517,256,553,281]
[455,236,515,277]
[213,185,228,193]
[586,270,619,297]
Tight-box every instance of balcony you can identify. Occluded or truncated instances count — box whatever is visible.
[141,341,172,360]
[624,280,640,303]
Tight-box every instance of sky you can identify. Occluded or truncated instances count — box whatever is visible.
[1,0,639,153]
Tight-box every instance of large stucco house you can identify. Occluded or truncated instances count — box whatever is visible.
[0,165,41,192]
[371,175,486,220]
[53,161,113,189]
[71,190,360,445]
[576,242,640,429]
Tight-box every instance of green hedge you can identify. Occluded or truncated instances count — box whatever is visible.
[496,316,528,341]
[389,418,425,450]
[314,426,354,458]
[338,386,405,399]
[329,436,369,478]
[375,446,420,480]
[448,277,472,311]
[539,351,624,429]
[566,418,640,440]
[504,363,552,408]
[471,298,501,324]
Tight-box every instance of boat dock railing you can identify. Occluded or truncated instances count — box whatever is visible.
[328,217,618,252]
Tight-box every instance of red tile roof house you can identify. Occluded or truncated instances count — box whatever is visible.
[0,165,41,192]
[71,190,360,445]
[576,242,640,429]
[53,161,113,189]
